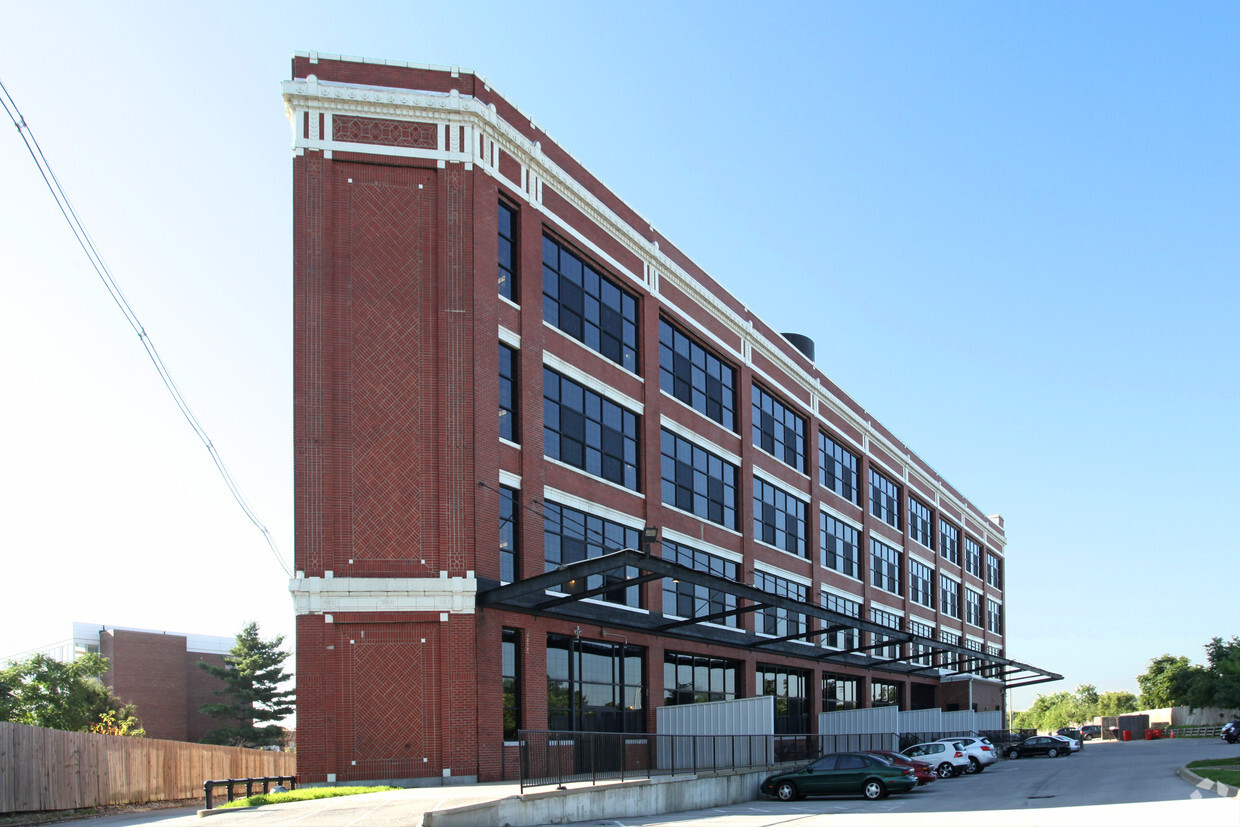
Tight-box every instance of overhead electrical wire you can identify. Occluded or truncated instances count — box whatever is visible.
[1,77,293,579]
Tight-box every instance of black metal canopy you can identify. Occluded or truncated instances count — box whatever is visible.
[477,548,1062,690]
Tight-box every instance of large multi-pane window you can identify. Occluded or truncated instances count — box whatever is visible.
[939,521,960,565]
[940,577,961,619]
[542,236,638,371]
[870,608,903,660]
[869,469,901,529]
[909,498,933,548]
[909,619,935,667]
[823,673,860,712]
[498,201,517,301]
[821,515,860,579]
[871,679,903,709]
[500,485,518,582]
[752,385,806,471]
[819,433,860,504]
[658,319,736,431]
[660,429,738,529]
[547,634,644,733]
[965,587,983,627]
[757,665,810,733]
[909,558,934,609]
[870,538,902,595]
[753,570,807,639]
[987,552,1003,590]
[664,653,738,706]
[753,478,808,556]
[543,501,642,608]
[964,537,984,578]
[662,540,738,627]
[821,592,861,650]
[499,343,518,443]
[987,599,1003,635]
[964,639,984,674]
[501,628,521,740]
[543,367,640,490]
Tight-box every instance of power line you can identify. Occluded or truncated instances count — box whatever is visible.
[0,78,293,579]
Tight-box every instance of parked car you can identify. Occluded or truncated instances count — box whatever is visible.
[760,752,918,801]
[932,736,998,773]
[1222,720,1239,745]
[1050,734,1081,752]
[1055,727,1082,741]
[1080,725,1101,741]
[1006,735,1072,759]
[902,741,970,778]
[864,749,937,786]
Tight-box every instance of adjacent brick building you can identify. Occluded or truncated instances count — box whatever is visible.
[285,52,1058,785]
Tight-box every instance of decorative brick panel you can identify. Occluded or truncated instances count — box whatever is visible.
[334,115,437,149]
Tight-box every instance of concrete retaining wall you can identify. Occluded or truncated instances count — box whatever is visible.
[423,767,774,827]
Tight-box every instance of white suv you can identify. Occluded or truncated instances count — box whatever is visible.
[902,741,971,778]
[933,736,998,773]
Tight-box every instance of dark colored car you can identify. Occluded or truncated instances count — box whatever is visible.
[1222,720,1239,744]
[1056,727,1082,741]
[1006,735,1073,759]
[1080,725,1101,741]
[760,752,918,801]
[864,750,937,786]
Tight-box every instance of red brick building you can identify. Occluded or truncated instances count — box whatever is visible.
[285,52,1058,785]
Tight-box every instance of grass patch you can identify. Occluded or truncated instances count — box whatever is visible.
[220,786,399,809]
[1188,758,1240,768]
[1187,758,1240,788]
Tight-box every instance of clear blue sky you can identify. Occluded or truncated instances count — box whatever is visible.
[1,1,1236,713]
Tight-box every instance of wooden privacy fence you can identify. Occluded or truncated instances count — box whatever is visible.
[0,722,296,814]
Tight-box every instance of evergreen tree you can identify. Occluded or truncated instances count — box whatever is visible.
[199,622,294,747]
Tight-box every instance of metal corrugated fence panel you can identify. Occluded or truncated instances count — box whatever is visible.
[656,695,774,737]
[817,705,899,735]
[898,708,943,733]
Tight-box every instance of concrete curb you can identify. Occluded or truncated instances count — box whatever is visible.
[197,806,258,817]
[1176,764,1239,798]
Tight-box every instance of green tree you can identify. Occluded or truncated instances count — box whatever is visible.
[1137,654,1201,708]
[1188,636,1240,710]
[1096,690,1139,717]
[199,622,294,747]
[0,653,144,735]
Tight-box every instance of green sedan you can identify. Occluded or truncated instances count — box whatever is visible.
[760,752,919,801]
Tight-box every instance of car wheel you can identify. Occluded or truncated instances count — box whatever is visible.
[1007,749,1019,760]
[964,757,980,774]
[863,779,887,800]
[1047,748,1059,758]
[775,781,798,801]
[937,762,955,779]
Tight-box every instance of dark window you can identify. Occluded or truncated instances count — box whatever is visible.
[909,497,933,548]
[752,385,806,471]
[498,201,517,301]
[909,620,935,667]
[940,629,961,648]
[909,558,934,609]
[658,318,736,431]
[664,652,739,705]
[964,537,984,578]
[753,477,808,557]
[822,673,860,712]
[821,515,860,579]
[500,485,518,582]
[499,343,518,443]
[870,538,902,595]
[753,570,807,639]
[939,521,960,565]
[660,429,738,529]
[502,628,521,740]
[869,468,901,529]
[818,432,860,504]
[987,599,1003,635]
[870,608,903,660]
[547,634,644,733]
[757,664,810,733]
[543,501,642,608]
[965,587,983,627]
[662,540,738,627]
[542,236,638,372]
[987,553,1003,590]
[940,577,961,619]
[543,367,640,491]
[871,679,903,710]
[964,638,984,673]
[821,592,861,650]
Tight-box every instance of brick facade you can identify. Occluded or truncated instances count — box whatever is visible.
[287,53,1020,785]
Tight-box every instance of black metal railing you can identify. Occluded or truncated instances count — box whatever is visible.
[203,776,296,810]
[514,731,896,790]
